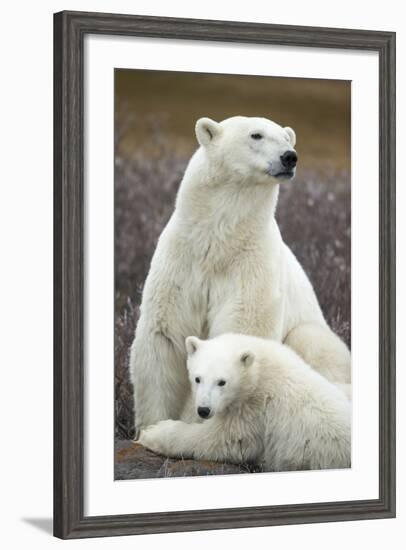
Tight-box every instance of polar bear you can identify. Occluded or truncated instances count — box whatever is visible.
[130,116,350,435]
[139,334,351,471]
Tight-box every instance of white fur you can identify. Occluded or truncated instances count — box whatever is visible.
[139,334,351,471]
[130,116,351,435]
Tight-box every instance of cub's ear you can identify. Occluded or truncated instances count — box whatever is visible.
[195,117,221,146]
[284,126,296,147]
[240,351,255,367]
[185,336,202,356]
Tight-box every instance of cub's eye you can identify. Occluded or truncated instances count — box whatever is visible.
[251,133,263,140]
[195,377,201,384]
[218,380,226,387]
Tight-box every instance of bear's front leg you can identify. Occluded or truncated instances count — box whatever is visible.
[130,328,189,438]
[139,418,262,464]
[139,419,194,458]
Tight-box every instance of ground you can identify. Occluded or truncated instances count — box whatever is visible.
[115,441,260,480]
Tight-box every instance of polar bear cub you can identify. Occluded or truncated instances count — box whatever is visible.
[139,334,351,471]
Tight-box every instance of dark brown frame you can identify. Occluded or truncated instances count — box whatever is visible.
[54,10,396,539]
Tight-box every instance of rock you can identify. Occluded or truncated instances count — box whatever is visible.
[115,440,256,479]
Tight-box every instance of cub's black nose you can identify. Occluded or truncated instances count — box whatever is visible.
[280,150,298,169]
[197,406,211,419]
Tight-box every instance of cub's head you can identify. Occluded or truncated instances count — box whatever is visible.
[185,335,256,419]
[195,115,297,184]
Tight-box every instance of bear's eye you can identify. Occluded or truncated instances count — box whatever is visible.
[218,380,226,387]
[250,133,263,140]
[195,377,201,384]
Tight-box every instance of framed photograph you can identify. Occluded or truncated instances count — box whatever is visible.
[54,10,396,539]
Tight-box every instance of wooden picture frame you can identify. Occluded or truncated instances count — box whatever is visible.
[54,10,396,539]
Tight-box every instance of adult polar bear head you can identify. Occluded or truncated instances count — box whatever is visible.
[194,116,297,186]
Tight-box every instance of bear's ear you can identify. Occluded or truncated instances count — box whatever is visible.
[284,126,296,147]
[185,336,201,356]
[195,117,221,146]
[240,351,255,367]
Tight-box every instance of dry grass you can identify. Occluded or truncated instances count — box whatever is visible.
[114,133,350,441]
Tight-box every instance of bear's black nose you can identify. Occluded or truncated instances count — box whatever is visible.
[197,406,211,419]
[280,150,298,169]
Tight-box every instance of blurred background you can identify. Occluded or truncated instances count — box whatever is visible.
[115,70,350,170]
[114,69,351,450]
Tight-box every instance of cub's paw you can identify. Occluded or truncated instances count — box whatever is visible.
[138,419,182,456]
